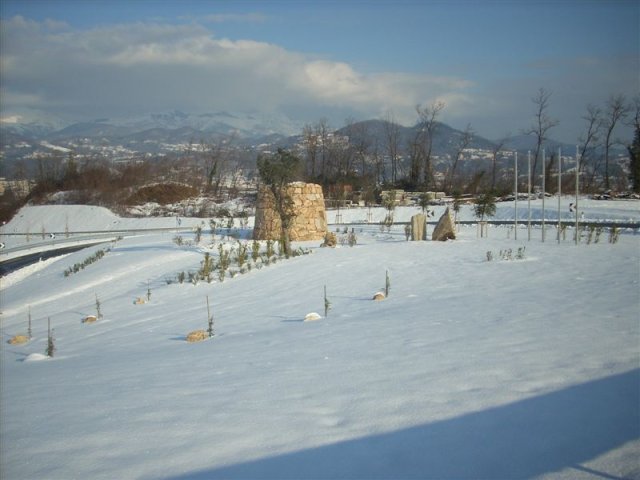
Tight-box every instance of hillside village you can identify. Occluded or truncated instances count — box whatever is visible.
[1,112,636,228]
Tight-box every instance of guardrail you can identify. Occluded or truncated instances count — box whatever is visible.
[329,220,640,229]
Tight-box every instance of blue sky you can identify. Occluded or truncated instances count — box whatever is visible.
[1,0,638,142]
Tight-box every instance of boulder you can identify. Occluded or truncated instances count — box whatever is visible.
[411,213,427,241]
[432,207,456,241]
[8,334,29,345]
[186,330,208,343]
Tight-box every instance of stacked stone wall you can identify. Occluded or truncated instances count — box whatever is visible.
[253,182,327,241]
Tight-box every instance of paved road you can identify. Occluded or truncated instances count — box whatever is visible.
[0,242,113,276]
[0,227,191,275]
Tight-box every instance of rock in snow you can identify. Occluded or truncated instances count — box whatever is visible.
[432,207,456,241]
[304,312,322,322]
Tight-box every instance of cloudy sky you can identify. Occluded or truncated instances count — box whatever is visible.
[1,0,638,142]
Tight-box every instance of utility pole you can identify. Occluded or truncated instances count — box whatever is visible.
[575,146,580,245]
[527,150,532,241]
[557,147,562,244]
[514,152,518,240]
[541,148,546,242]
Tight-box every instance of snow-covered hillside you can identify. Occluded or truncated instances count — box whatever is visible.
[1,203,639,479]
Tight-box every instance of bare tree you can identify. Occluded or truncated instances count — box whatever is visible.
[602,94,630,190]
[630,95,640,131]
[383,112,401,184]
[524,88,559,188]
[344,118,371,180]
[407,131,424,187]
[200,134,236,196]
[317,118,331,182]
[446,124,474,193]
[302,124,319,179]
[578,104,602,191]
[415,101,445,189]
[371,137,385,184]
[490,134,509,191]
[628,95,640,193]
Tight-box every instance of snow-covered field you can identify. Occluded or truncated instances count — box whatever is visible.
[1,201,639,479]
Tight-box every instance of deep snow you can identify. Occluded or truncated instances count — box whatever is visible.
[1,201,639,479]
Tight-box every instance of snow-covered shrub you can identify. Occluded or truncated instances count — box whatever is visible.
[95,293,104,320]
[199,252,214,283]
[251,240,261,262]
[64,248,109,277]
[594,226,603,243]
[609,227,621,244]
[486,247,526,262]
[385,270,390,297]
[266,240,275,258]
[324,285,331,317]
[236,241,248,268]
[348,230,357,247]
[46,318,55,357]
[206,296,214,338]
[218,244,231,273]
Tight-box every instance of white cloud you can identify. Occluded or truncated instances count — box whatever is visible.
[0,16,472,126]
[200,13,269,23]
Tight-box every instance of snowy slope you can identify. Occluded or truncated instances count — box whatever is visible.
[1,204,639,480]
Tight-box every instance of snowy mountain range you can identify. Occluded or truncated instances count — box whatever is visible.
[1,109,301,141]
[0,109,616,173]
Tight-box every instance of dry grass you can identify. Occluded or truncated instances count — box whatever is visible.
[8,334,29,345]
[127,183,198,205]
[186,330,208,343]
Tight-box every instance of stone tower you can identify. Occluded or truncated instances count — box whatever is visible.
[253,182,327,241]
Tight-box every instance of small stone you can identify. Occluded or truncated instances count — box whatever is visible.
[304,312,322,322]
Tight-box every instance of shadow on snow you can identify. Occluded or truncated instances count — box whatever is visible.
[161,368,639,480]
